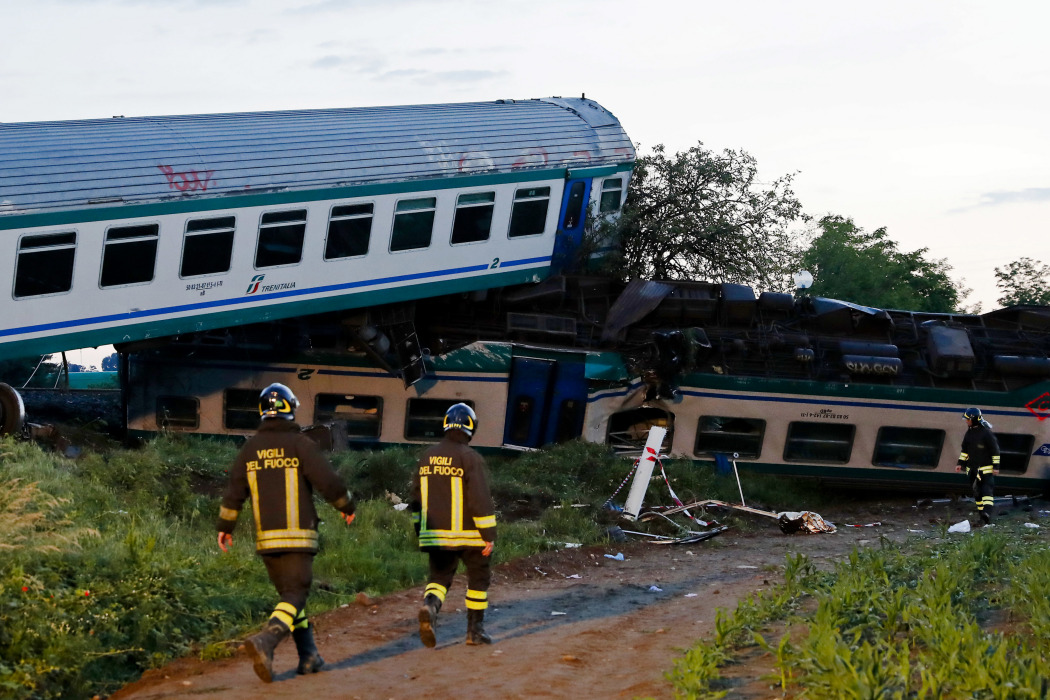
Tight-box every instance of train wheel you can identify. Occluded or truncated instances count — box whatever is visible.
[0,382,26,436]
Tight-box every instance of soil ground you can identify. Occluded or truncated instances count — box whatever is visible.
[107,494,1028,700]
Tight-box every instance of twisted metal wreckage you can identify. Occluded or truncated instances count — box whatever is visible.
[608,427,844,544]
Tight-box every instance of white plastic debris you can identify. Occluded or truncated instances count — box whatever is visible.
[604,552,624,561]
[1024,523,1041,529]
[563,542,582,548]
[948,520,972,534]
[648,585,663,592]
[684,593,698,597]
[393,503,409,511]
[551,611,566,616]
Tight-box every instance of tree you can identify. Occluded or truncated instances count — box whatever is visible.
[101,353,120,371]
[994,258,1050,307]
[593,142,807,290]
[798,215,963,312]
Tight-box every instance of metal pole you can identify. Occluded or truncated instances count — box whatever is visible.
[732,453,746,507]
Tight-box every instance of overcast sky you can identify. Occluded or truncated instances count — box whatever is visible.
[3,0,1048,363]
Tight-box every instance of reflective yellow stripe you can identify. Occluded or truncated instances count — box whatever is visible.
[465,590,488,610]
[286,467,299,529]
[451,476,463,532]
[275,601,298,617]
[218,506,239,522]
[420,476,429,532]
[992,456,1001,464]
[979,466,994,474]
[474,514,496,529]
[958,452,969,460]
[247,471,262,532]
[418,530,487,548]
[425,583,448,602]
[270,609,295,628]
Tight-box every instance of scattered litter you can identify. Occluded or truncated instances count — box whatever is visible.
[393,503,408,511]
[778,511,837,534]
[551,611,566,616]
[604,552,624,561]
[534,567,548,576]
[648,585,663,592]
[839,521,882,528]
[736,565,758,569]
[565,574,582,579]
[684,593,698,597]
[563,542,582,548]
[948,520,972,534]
[908,529,925,534]
[1025,523,1041,529]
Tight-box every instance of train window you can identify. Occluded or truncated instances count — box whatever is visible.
[314,394,382,438]
[694,416,765,459]
[784,421,855,463]
[224,388,262,430]
[562,181,587,228]
[599,178,623,214]
[255,209,307,268]
[405,398,475,440]
[156,396,200,430]
[100,224,159,287]
[553,398,586,443]
[451,192,495,244]
[181,216,235,277]
[872,426,944,469]
[14,231,76,298]
[390,197,437,252]
[508,186,550,238]
[995,432,1035,474]
[325,203,373,260]
[507,396,534,444]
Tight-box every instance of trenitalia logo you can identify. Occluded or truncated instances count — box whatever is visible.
[245,275,265,294]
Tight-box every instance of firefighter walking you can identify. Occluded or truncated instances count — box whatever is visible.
[216,383,357,682]
[410,402,497,647]
[955,406,1000,525]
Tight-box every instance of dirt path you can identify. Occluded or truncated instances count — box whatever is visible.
[111,497,937,700]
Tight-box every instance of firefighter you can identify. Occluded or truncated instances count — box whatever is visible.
[216,383,356,682]
[410,402,497,647]
[955,406,1000,525]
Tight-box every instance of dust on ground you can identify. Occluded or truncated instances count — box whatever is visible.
[108,494,1020,700]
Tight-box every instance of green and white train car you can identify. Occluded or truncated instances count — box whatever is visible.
[124,279,1050,494]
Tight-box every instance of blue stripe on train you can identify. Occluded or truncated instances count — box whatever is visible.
[1,255,550,338]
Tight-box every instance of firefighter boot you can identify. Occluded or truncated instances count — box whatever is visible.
[418,593,441,648]
[243,618,291,683]
[292,622,325,674]
[466,609,492,645]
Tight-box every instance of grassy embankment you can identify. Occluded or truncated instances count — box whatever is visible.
[668,520,1050,698]
[1,434,769,699]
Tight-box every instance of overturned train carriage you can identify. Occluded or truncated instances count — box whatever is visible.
[125,276,1050,494]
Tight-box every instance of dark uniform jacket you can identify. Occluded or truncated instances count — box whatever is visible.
[958,422,1001,479]
[217,419,355,554]
[410,431,497,549]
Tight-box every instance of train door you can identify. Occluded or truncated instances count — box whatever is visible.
[503,356,587,448]
[551,178,592,273]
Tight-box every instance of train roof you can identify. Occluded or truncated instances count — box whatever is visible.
[0,97,635,216]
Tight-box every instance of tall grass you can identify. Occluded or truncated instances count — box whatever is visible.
[668,527,1050,699]
[8,435,736,698]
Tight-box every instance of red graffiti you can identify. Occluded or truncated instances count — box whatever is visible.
[1025,392,1050,421]
[511,147,548,169]
[157,165,216,192]
[571,150,593,162]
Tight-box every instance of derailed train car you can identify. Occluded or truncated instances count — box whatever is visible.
[0,96,635,433]
[124,276,1050,493]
